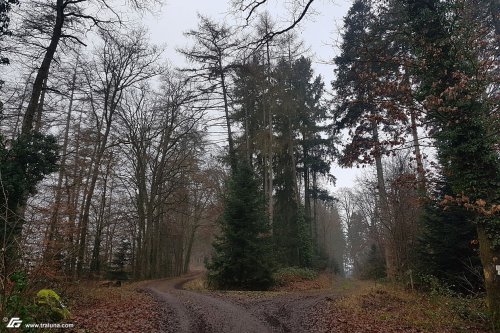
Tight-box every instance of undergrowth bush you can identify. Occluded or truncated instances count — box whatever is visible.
[1,271,70,332]
[414,273,489,325]
[273,267,318,286]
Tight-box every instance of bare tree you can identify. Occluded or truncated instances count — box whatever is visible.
[17,0,160,135]
[75,29,162,276]
[118,73,204,279]
[179,15,239,172]
[232,0,315,46]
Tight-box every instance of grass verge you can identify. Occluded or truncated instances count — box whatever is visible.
[327,282,491,333]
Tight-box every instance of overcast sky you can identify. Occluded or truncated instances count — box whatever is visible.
[141,0,360,190]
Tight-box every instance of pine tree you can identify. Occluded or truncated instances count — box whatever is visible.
[207,162,274,290]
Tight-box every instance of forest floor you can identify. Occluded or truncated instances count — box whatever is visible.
[66,273,492,333]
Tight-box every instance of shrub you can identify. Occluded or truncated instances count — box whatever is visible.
[273,267,318,286]
[1,272,70,332]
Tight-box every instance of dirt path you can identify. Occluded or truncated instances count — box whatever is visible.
[146,274,339,333]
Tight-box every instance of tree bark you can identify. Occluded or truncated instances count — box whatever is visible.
[410,108,426,194]
[266,39,274,226]
[22,0,64,135]
[477,225,500,331]
[34,78,47,133]
[220,65,236,172]
[372,119,395,280]
[44,60,78,265]
[77,84,120,275]
[90,154,113,274]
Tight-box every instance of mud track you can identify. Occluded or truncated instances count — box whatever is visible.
[146,273,338,333]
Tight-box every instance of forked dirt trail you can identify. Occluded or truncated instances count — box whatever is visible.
[146,273,340,333]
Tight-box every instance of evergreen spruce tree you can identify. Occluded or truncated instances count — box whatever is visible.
[417,180,482,293]
[207,162,274,290]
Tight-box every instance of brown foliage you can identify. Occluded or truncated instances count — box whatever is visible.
[66,282,167,332]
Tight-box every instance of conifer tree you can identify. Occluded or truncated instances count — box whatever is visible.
[207,162,274,290]
[417,179,482,293]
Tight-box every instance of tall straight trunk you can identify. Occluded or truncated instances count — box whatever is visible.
[268,93,273,223]
[12,70,35,139]
[67,110,84,276]
[288,119,300,203]
[303,146,312,237]
[22,0,64,135]
[372,119,395,280]
[265,39,273,226]
[76,89,119,275]
[286,46,299,204]
[312,172,318,251]
[134,162,147,278]
[244,104,250,161]
[90,154,113,274]
[34,78,47,132]
[219,66,236,172]
[183,225,197,274]
[410,108,426,194]
[44,61,78,264]
[103,217,116,270]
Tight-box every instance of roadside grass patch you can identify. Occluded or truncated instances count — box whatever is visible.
[271,267,335,291]
[183,276,208,291]
[330,283,491,333]
[273,267,317,285]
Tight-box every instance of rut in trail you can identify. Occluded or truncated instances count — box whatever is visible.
[146,275,337,333]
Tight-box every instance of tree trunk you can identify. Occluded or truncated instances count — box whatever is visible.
[410,108,426,194]
[477,225,500,331]
[67,110,84,276]
[34,78,47,133]
[44,61,78,265]
[76,92,118,275]
[266,39,273,226]
[183,226,197,274]
[12,70,34,139]
[22,0,64,135]
[372,119,395,280]
[220,67,236,172]
[5,0,64,271]
[90,154,113,275]
[312,172,318,251]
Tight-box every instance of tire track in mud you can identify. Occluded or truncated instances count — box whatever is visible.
[147,274,339,333]
[147,275,272,333]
